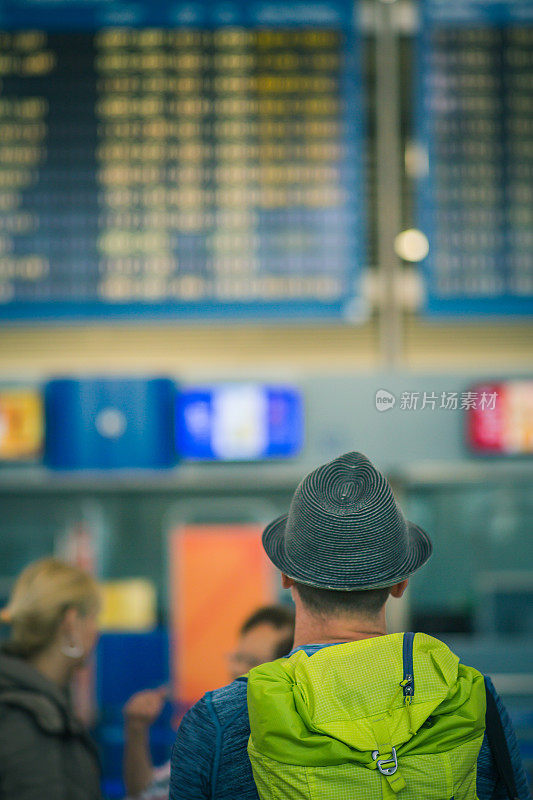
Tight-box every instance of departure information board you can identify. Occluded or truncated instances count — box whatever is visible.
[418,0,533,316]
[0,0,365,322]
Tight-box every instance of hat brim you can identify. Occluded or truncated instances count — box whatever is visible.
[262,513,433,591]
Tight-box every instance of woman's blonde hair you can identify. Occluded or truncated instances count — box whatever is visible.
[0,558,100,658]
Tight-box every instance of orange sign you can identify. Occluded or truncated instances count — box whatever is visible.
[0,388,43,460]
[169,525,275,706]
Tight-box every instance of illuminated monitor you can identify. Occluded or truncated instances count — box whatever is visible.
[418,0,533,316]
[0,0,365,322]
[467,380,533,455]
[176,384,304,460]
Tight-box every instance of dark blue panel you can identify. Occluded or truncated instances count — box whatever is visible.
[417,0,533,316]
[94,630,173,798]
[421,1,533,25]
[0,0,359,29]
[44,377,177,469]
[96,629,170,708]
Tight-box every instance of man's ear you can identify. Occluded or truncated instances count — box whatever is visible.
[281,573,294,590]
[389,579,409,599]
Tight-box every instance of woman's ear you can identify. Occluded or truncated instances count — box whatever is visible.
[59,606,79,637]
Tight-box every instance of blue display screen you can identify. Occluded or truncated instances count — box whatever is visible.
[0,0,365,322]
[176,384,304,460]
[417,0,533,316]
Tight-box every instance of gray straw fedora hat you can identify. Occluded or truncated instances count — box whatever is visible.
[262,451,432,590]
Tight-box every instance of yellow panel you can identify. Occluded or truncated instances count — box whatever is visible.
[0,387,43,459]
[0,317,530,372]
[99,579,157,631]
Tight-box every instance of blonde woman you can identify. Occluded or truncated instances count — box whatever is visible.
[0,558,103,800]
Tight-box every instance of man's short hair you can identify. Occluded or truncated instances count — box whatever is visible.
[293,582,390,617]
[240,604,295,636]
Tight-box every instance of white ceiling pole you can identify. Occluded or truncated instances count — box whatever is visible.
[374,0,404,367]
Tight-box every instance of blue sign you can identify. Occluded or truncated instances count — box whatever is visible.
[45,377,176,469]
[176,384,304,460]
[417,0,533,316]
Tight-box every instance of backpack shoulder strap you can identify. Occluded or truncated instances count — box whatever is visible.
[484,678,519,800]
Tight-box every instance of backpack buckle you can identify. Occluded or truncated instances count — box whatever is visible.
[372,747,398,776]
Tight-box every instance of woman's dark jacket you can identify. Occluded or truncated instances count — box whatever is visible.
[0,648,102,800]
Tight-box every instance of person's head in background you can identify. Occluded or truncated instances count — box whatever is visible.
[0,557,100,687]
[227,604,295,680]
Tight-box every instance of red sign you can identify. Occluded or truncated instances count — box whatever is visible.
[468,381,533,454]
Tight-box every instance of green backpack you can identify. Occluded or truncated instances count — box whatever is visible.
[247,633,488,800]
